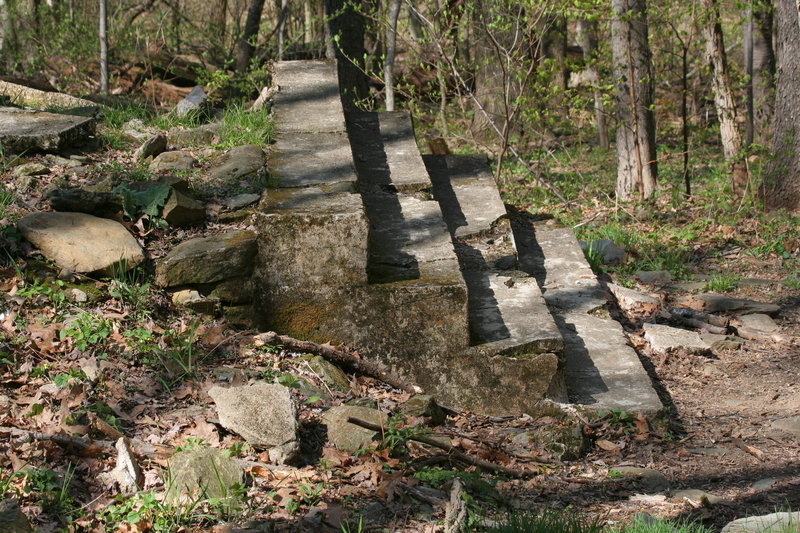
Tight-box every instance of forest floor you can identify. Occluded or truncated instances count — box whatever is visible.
[0,96,799,533]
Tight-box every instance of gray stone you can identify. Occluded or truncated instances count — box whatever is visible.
[643,323,711,354]
[162,188,205,227]
[321,405,389,452]
[166,447,243,501]
[122,119,158,141]
[167,125,219,147]
[677,293,780,316]
[580,239,626,265]
[11,162,49,177]
[134,133,167,160]
[613,467,670,492]
[670,489,722,505]
[403,395,445,425]
[175,85,207,117]
[735,313,780,333]
[209,144,266,184]
[772,415,800,437]
[47,187,123,216]
[209,277,253,305]
[223,193,261,210]
[67,288,88,303]
[0,80,98,109]
[751,478,778,491]
[155,230,257,287]
[44,154,82,168]
[149,150,197,172]
[272,60,346,133]
[171,289,217,314]
[722,512,800,533]
[270,132,356,188]
[0,499,32,533]
[0,107,96,153]
[18,212,143,274]
[635,270,673,285]
[608,282,661,315]
[208,383,299,463]
[304,355,351,392]
[222,305,259,328]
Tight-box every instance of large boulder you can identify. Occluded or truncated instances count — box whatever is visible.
[208,383,300,464]
[166,447,243,502]
[18,212,143,274]
[154,230,256,287]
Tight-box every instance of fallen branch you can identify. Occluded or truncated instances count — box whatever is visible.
[0,426,113,453]
[254,332,422,394]
[670,307,729,328]
[734,326,791,344]
[347,417,537,478]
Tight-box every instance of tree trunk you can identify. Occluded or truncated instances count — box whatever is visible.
[235,0,266,73]
[763,0,800,210]
[701,0,749,195]
[99,0,108,94]
[745,1,775,147]
[384,0,401,111]
[577,18,609,149]
[611,0,658,200]
[277,0,288,60]
[208,0,228,61]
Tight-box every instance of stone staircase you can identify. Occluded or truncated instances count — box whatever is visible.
[252,59,662,416]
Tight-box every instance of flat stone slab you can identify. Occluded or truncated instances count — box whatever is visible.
[0,80,98,110]
[722,512,800,533]
[0,107,96,153]
[734,313,780,332]
[364,193,460,283]
[608,282,661,315]
[465,271,563,354]
[155,230,257,287]
[18,212,143,274]
[347,111,431,192]
[425,154,507,239]
[643,323,711,354]
[270,132,357,188]
[272,60,345,133]
[677,293,780,316]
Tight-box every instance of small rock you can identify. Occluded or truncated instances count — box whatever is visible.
[613,466,670,492]
[403,394,445,425]
[12,162,50,177]
[67,288,88,303]
[304,355,351,392]
[676,293,780,316]
[734,314,779,333]
[134,133,167,161]
[0,498,32,533]
[634,270,673,285]
[643,323,711,354]
[18,212,144,275]
[209,278,253,305]
[223,193,261,210]
[155,230,257,287]
[168,125,219,147]
[772,415,800,437]
[176,85,207,117]
[166,447,243,502]
[608,283,661,315]
[162,188,205,227]
[670,489,722,505]
[121,118,158,141]
[44,154,82,168]
[321,405,389,453]
[209,144,266,184]
[580,239,626,265]
[149,150,197,172]
[209,383,300,464]
[172,289,203,306]
[751,478,777,491]
[721,512,800,533]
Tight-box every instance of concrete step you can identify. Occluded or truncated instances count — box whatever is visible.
[425,154,563,356]
[272,60,345,133]
[512,216,663,414]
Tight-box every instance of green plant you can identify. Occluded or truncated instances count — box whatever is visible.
[481,509,602,533]
[0,187,15,219]
[704,273,740,293]
[611,515,713,533]
[175,437,209,453]
[379,415,429,453]
[21,465,81,523]
[298,482,325,506]
[113,182,172,222]
[341,516,365,533]
[17,278,67,308]
[583,241,606,273]
[278,373,302,389]
[60,312,112,351]
[52,368,87,387]
[213,104,274,149]
[600,408,636,430]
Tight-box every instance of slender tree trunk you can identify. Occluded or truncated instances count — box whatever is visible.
[611,0,658,200]
[384,0,401,111]
[277,0,288,60]
[763,0,800,210]
[209,0,228,60]
[577,18,609,149]
[701,0,749,195]
[236,0,266,73]
[99,0,108,94]
[745,0,775,147]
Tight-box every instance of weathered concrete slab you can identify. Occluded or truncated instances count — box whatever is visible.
[465,271,563,354]
[0,80,98,110]
[347,111,431,193]
[514,216,662,414]
[272,60,345,133]
[643,323,712,354]
[676,293,780,316]
[270,132,357,188]
[0,107,95,153]
[425,154,507,239]
[363,192,460,283]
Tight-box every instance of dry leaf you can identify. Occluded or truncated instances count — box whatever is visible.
[596,439,621,452]
[634,413,650,441]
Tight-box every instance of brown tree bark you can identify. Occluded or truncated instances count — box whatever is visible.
[577,18,609,149]
[701,0,749,195]
[763,0,800,210]
[611,0,658,200]
[744,1,776,147]
[235,0,266,73]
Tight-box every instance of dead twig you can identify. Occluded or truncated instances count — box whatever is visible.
[347,417,538,478]
[254,332,422,394]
